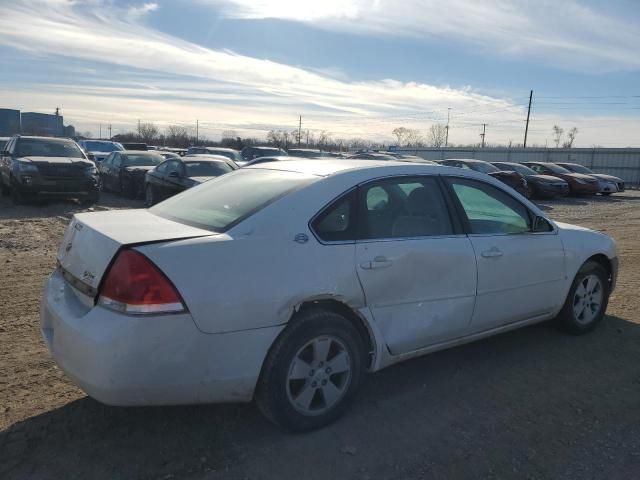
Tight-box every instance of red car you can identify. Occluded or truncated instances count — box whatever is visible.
[522,162,599,195]
[440,159,530,197]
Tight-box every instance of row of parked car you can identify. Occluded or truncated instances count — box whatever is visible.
[0,135,626,205]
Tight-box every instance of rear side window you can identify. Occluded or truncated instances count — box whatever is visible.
[447,178,531,235]
[151,169,317,232]
[312,190,357,243]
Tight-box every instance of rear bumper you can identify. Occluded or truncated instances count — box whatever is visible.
[41,270,282,406]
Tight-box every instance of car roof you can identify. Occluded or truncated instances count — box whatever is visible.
[121,150,160,155]
[246,158,451,177]
[248,146,284,150]
[444,158,489,163]
[183,154,232,162]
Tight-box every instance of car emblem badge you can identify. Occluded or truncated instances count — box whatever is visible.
[294,233,309,244]
[65,242,72,252]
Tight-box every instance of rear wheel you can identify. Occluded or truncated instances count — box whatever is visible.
[554,261,609,334]
[601,192,612,196]
[256,309,366,432]
[0,176,8,196]
[10,178,25,205]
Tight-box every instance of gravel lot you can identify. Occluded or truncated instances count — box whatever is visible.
[1,190,640,480]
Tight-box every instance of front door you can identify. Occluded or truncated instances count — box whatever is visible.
[355,176,477,355]
[445,177,566,332]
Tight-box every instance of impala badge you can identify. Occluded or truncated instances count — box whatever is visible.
[65,242,73,252]
[294,233,309,244]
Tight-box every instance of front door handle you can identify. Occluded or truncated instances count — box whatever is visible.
[481,248,503,258]
[361,256,393,270]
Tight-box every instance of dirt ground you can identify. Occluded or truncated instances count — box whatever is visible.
[1,190,640,480]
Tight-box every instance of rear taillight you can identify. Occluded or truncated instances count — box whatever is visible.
[98,249,185,315]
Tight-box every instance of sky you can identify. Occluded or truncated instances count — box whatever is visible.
[0,0,639,147]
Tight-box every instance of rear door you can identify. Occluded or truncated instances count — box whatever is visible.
[354,175,477,354]
[444,176,565,332]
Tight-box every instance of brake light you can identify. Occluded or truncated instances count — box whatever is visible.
[98,249,185,314]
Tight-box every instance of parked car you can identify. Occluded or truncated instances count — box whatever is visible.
[243,155,296,166]
[440,159,529,197]
[556,163,625,195]
[348,152,398,160]
[42,160,617,431]
[78,140,124,163]
[144,155,237,206]
[156,151,182,160]
[0,135,99,204]
[522,162,599,195]
[241,146,288,163]
[120,142,148,151]
[288,148,331,158]
[187,146,243,163]
[492,162,569,199]
[98,150,163,198]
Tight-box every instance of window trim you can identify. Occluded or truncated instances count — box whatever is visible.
[441,174,557,237]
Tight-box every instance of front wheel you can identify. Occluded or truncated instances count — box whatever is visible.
[554,261,609,334]
[256,309,366,432]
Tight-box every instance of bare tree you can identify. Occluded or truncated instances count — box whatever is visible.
[427,124,447,147]
[138,122,159,143]
[552,125,564,148]
[562,127,578,148]
[317,130,331,150]
[221,130,237,141]
[165,125,189,147]
[392,127,409,146]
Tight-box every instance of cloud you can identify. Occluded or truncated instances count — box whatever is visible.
[204,0,640,72]
[0,0,637,146]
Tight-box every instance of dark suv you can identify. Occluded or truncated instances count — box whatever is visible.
[0,136,99,204]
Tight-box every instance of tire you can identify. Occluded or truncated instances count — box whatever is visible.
[145,184,155,207]
[601,192,612,196]
[10,178,25,205]
[554,261,609,334]
[0,176,8,196]
[97,176,104,192]
[255,309,366,432]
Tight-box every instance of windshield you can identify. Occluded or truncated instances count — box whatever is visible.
[83,141,123,152]
[563,163,592,174]
[469,162,499,173]
[123,153,163,167]
[185,161,234,177]
[151,169,317,232]
[256,148,286,157]
[500,163,537,175]
[289,150,321,158]
[16,138,85,158]
[542,163,571,174]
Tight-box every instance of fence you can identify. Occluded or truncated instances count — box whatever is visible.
[392,147,640,187]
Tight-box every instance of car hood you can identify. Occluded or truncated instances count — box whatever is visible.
[124,165,156,173]
[565,172,597,182]
[529,174,568,183]
[590,173,622,183]
[20,156,92,167]
[189,176,217,184]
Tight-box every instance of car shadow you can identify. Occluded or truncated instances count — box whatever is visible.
[2,315,640,480]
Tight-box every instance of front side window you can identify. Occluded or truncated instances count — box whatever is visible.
[151,169,317,232]
[361,177,453,239]
[447,178,531,235]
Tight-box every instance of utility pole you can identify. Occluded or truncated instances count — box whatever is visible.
[99,124,102,139]
[445,108,451,147]
[298,115,302,147]
[306,129,309,147]
[480,123,486,148]
[108,124,112,139]
[524,89,533,148]
[137,119,141,138]
[196,120,199,144]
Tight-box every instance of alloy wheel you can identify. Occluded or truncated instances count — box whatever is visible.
[572,274,603,325]
[286,336,352,416]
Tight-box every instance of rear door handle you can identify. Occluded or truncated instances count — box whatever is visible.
[481,248,503,258]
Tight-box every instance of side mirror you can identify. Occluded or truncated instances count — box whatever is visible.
[533,216,553,233]
[168,171,180,178]
[87,153,95,160]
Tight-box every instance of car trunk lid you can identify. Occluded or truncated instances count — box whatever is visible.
[57,209,215,298]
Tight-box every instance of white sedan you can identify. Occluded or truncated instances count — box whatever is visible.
[41,160,618,431]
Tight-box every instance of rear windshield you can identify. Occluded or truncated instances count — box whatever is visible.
[208,149,242,162]
[469,162,499,174]
[184,161,233,177]
[498,163,537,176]
[83,141,123,152]
[540,163,571,174]
[123,154,163,167]
[150,169,317,232]
[16,138,85,158]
